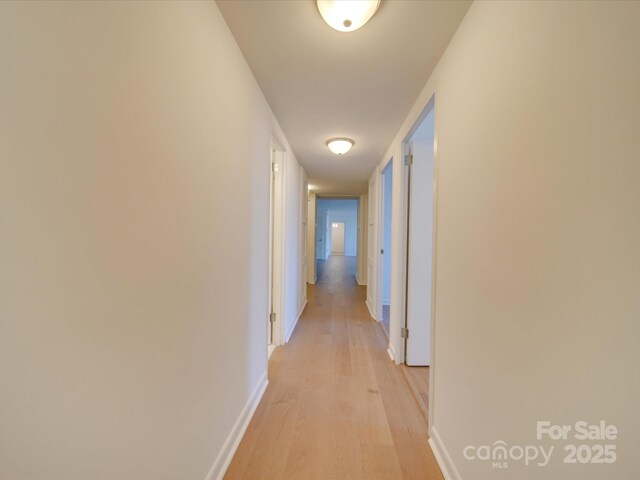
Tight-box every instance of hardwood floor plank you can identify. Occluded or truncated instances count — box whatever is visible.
[361,444,404,480]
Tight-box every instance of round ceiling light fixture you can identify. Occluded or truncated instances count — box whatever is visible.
[317,0,381,33]
[326,137,354,155]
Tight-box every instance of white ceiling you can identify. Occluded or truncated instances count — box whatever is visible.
[217,0,471,195]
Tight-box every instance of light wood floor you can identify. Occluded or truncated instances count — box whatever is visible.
[225,256,442,480]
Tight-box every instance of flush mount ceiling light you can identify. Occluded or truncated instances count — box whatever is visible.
[326,137,354,155]
[317,0,380,33]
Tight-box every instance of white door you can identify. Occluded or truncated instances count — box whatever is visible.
[268,140,285,349]
[331,222,345,255]
[366,176,377,310]
[380,164,393,312]
[268,148,279,346]
[405,139,435,366]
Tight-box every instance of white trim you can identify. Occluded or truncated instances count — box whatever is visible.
[285,299,307,343]
[393,145,410,365]
[204,372,269,480]
[428,97,439,430]
[356,273,366,286]
[267,344,276,359]
[366,299,377,320]
[298,299,307,320]
[403,98,437,368]
[389,342,401,365]
[428,426,462,480]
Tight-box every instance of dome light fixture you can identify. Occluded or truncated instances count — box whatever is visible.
[317,0,381,33]
[326,137,354,155]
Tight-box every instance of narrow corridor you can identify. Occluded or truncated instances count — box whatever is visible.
[225,256,442,480]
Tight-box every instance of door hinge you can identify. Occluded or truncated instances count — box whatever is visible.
[404,154,413,166]
[270,312,276,323]
[380,249,384,255]
[401,327,409,339]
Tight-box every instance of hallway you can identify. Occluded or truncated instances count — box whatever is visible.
[225,256,442,479]
[316,254,357,285]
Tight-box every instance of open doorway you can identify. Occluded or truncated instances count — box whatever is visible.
[401,97,436,419]
[379,160,393,335]
[331,222,345,255]
[315,198,358,283]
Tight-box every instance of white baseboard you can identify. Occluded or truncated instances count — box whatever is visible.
[356,273,367,286]
[387,348,395,361]
[365,298,376,320]
[205,372,268,480]
[428,425,462,480]
[285,299,307,343]
[298,299,307,321]
[387,344,396,362]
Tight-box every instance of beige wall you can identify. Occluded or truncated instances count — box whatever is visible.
[0,1,305,479]
[382,1,640,478]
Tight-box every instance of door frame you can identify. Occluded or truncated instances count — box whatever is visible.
[400,93,439,428]
[268,132,286,353]
[313,195,361,278]
[313,193,362,246]
[403,97,436,366]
